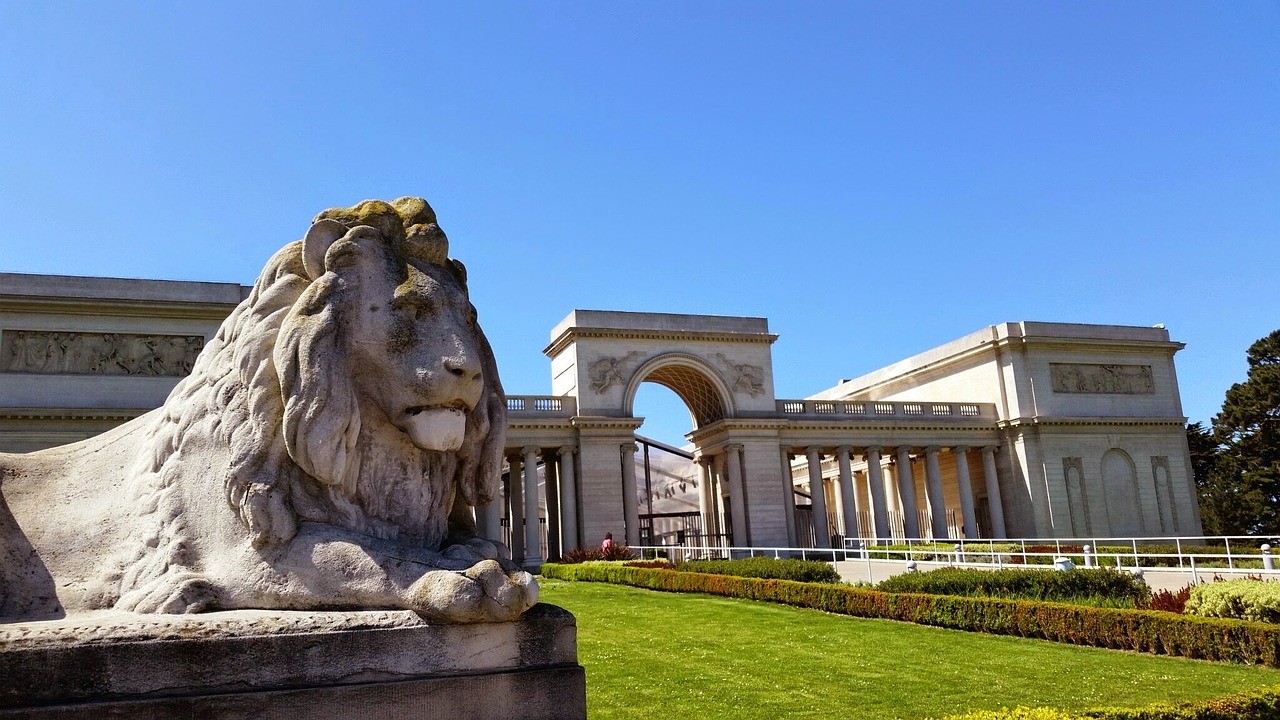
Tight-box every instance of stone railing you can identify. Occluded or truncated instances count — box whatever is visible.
[504,395,576,418]
[776,399,997,422]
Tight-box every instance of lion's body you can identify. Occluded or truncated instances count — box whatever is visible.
[0,198,535,623]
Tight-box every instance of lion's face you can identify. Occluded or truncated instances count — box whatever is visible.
[346,242,485,454]
[262,209,506,546]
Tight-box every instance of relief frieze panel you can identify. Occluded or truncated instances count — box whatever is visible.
[1050,363,1154,395]
[2,330,204,377]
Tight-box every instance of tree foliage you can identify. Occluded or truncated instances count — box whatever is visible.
[1192,330,1280,536]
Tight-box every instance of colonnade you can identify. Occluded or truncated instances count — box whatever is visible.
[475,445,580,571]
[691,444,750,547]
[794,444,1007,543]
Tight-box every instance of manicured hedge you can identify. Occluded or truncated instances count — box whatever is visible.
[673,557,841,583]
[876,567,1150,606]
[1186,579,1280,624]
[941,682,1280,719]
[541,563,1280,666]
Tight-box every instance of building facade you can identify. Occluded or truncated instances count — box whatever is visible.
[0,274,1201,568]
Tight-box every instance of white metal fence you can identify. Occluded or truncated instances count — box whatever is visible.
[631,534,1280,583]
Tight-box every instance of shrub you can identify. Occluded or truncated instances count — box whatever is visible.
[541,563,1280,666]
[558,544,637,563]
[876,567,1150,607]
[624,559,674,569]
[939,683,1280,719]
[1143,586,1192,614]
[1186,579,1280,624]
[675,556,841,583]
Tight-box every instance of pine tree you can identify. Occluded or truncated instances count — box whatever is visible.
[1200,330,1280,535]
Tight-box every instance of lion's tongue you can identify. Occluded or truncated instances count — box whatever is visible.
[404,408,466,452]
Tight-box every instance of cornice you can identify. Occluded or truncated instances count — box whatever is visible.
[0,296,241,322]
[998,415,1188,429]
[569,416,645,432]
[0,407,151,421]
[995,335,1185,354]
[544,327,778,359]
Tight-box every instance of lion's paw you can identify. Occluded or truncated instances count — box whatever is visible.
[408,559,538,623]
[116,573,220,614]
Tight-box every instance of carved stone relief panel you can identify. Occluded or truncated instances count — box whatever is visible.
[1050,363,1154,394]
[588,351,642,394]
[716,353,765,397]
[2,330,204,377]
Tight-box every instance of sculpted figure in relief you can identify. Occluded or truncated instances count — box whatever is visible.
[589,352,641,393]
[717,353,765,397]
[0,198,537,623]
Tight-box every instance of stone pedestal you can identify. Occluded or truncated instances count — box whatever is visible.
[0,603,584,719]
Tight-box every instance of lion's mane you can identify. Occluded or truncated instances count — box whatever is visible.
[123,199,506,583]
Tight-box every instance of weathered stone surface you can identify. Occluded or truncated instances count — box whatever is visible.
[0,198,536,623]
[0,604,584,719]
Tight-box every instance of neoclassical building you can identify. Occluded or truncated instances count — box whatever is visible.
[0,274,1202,567]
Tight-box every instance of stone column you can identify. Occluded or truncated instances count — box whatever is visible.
[895,446,920,538]
[481,494,504,546]
[558,446,579,552]
[725,444,749,548]
[981,446,1007,538]
[836,446,859,541]
[864,446,890,540]
[522,446,542,569]
[953,446,978,539]
[805,446,830,548]
[697,456,715,544]
[779,447,799,547]
[712,453,727,538]
[507,452,524,562]
[544,450,561,560]
[924,446,948,539]
[620,442,640,546]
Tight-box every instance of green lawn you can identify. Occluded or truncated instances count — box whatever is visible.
[538,579,1280,720]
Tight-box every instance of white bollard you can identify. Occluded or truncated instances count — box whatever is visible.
[905,560,918,573]
[1263,544,1274,572]
[1053,557,1074,571]
[1082,544,1093,568]
[954,543,964,565]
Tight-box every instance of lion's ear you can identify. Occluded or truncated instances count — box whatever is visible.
[302,219,349,281]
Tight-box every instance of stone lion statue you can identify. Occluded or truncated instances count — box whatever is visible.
[0,198,538,623]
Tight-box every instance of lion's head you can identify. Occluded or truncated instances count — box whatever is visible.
[185,198,506,550]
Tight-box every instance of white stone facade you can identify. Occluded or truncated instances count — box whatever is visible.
[1,276,1201,561]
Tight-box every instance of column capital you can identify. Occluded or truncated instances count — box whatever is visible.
[924,445,941,454]
[835,445,853,455]
[621,442,639,454]
[952,445,971,454]
[725,442,744,452]
[982,445,1000,455]
[805,445,824,455]
[557,445,577,457]
[521,445,541,456]
[864,445,883,455]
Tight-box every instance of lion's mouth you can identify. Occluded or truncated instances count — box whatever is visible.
[400,402,471,452]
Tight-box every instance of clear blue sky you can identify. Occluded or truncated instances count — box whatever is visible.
[3,2,1277,446]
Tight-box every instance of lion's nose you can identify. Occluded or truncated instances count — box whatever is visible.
[443,353,482,383]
